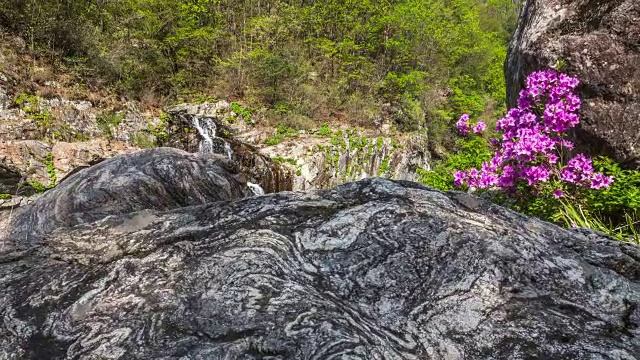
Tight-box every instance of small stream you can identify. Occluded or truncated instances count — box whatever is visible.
[191,115,266,196]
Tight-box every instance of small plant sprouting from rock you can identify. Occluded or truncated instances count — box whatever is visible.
[317,123,332,137]
[44,153,57,186]
[96,111,125,139]
[273,155,303,176]
[15,93,54,132]
[131,131,157,149]
[14,93,84,141]
[272,156,297,167]
[27,153,58,193]
[265,125,298,145]
[145,113,170,145]
[229,102,252,123]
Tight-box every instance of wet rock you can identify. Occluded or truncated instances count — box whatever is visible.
[0,161,22,195]
[166,103,295,193]
[506,0,640,168]
[260,132,431,191]
[0,150,638,358]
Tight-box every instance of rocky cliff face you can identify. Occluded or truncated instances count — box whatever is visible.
[0,71,428,202]
[1,150,638,359]
[506,0,640,168]
[166,101,431,192]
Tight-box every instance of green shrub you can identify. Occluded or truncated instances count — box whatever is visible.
[28,180,49,193]
[272,156,298,166]
[317,123,332,137]
[131,131,157,149]
[417,136,493,191]
[43,153,56,186]
[229,102,252,122]
[146,114,169,145]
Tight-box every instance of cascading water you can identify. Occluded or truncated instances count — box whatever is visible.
[223,142,233,161]
[192,115,234,161]
[191,114,266,196]
[247,182,265,196]
[193,116,216,154]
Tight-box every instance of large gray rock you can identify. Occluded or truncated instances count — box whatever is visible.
[0,149,638,359]
[506,0,640,168]
[2,148,247,249]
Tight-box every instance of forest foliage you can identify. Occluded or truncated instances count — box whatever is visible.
[0,0,519,133]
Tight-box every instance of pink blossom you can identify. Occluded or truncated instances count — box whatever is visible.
[453,171,467,187]
[457,114,470,135]
[473,121,487,134]
[453,69,613,194]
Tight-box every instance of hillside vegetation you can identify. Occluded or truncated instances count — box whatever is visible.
[0,0,518,136]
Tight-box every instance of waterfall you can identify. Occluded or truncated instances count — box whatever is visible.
[193,116,216,154]
[190,113,265,196]
[192,115,234,160]
[223,142,233,161]
[247,182,265,196]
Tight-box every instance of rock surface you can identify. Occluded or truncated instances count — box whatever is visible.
[506,0,640,168]
[166,103,295,194]
[168,101,431,192]
[0,139,139,192]
[0,161,22,195]
[1,150,639,359]
[2,148,247,248]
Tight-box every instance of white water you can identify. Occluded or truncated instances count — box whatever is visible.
[193,116,216,154]
[191,115,265,196]
[247,182,265,196]
[223,142,233,161]
[192,115,234,160]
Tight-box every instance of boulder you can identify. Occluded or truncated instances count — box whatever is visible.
[0,140,52,188]
[0,149,638,358]
[2,148,247,248]
[0,161,22,194]
[506,0,640,168]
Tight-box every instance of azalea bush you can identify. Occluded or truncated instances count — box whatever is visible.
[442,69,638,243]
[454,69,612,194]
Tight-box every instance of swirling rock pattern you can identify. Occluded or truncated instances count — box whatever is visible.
[1,148,247,250]
[1,151,639,359]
